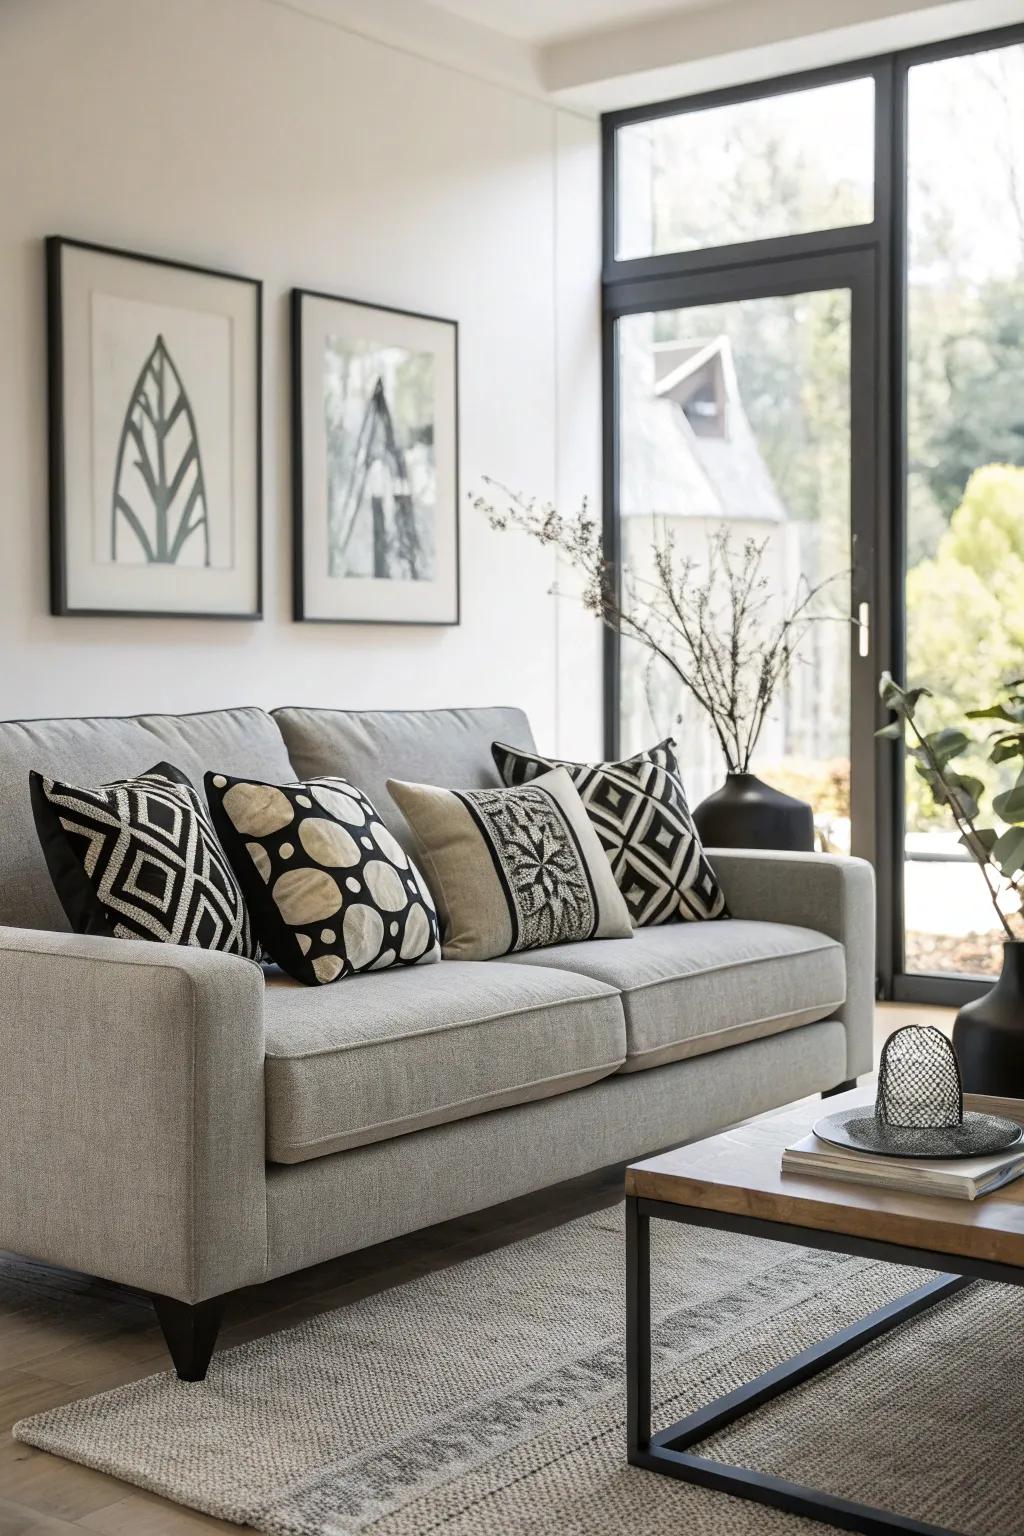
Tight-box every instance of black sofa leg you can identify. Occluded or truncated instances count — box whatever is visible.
[152,1293,225,1381]
[822,1077,858,1098]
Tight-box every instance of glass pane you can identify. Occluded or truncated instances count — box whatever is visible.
[903,41,1024,980]
[616,78,874,259]
[616,293,852,851]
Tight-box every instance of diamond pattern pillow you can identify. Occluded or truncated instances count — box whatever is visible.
[205,773,440,986]
[30,761,259,956]
[491,739,727,927]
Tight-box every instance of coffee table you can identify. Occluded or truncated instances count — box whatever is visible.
[626,1087,1024,1536]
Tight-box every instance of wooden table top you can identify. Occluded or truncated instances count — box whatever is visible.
[626,1089,1024,1270]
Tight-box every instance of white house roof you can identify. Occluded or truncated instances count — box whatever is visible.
[619,326,787,525]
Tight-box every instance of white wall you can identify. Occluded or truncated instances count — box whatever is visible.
[0,0,603,753]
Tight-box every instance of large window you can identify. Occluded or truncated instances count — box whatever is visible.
[604,26,1024,1005]
[903,40,1024,982]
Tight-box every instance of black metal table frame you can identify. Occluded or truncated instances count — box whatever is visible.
[626,1193,1023,1536]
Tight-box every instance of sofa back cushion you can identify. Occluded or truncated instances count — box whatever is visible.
[272,706,535,848]
[0,707,295,931]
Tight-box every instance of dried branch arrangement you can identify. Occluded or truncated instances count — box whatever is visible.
[474,480,842,774]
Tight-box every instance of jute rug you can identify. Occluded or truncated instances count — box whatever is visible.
[13,1205,1024,1534]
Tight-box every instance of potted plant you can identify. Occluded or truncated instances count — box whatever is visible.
[474,481,843,850]
[878,672,1024,1094]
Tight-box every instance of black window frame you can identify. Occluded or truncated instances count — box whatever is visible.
[601,21,1024,1008]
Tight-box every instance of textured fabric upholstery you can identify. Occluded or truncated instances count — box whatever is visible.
[263,961,626,1162]
[0,927,266,1302]
[708,850,875,1078]
[505,919,845,1071]
[0,708,295,931]
[272,706,535,849]
[265,1018,846,1276]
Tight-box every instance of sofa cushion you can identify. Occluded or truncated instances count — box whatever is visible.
[0,708,295,931]
[506,919,845,1071]
[388,768,633,961]
[492,737,727,927]
[262,960,626,1163]
[206,772,440,984]
[271,706,535,850]
[31,761,259,957]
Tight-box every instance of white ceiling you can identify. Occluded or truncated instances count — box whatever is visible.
[283,0,1024,113]
[427,0,717,45]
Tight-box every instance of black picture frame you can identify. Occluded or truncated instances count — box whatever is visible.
[47,235,263,620]
[291,286,460,626]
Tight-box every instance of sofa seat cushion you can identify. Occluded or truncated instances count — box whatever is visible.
[263,961,626,1163]
[505,919,845,1072]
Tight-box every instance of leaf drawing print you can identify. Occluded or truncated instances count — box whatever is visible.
[110,333,210,565]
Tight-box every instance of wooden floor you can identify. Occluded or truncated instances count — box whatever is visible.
[0,1001,949,1536]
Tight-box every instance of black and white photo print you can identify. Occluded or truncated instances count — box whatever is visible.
[47,238,262,618]
[292,289,458,624]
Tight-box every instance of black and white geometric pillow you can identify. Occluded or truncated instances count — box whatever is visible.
[491,739,728,927]
[30,761,259,956]
[205,773,441,986]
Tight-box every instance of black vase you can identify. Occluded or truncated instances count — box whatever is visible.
[692,771,815,853]
[952,941,1024,1096]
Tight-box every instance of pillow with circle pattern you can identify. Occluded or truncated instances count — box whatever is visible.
[204,772,440,985]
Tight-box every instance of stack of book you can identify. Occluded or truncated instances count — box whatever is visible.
[782,1133,1024,1201]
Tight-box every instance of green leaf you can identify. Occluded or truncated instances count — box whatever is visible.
[959,827,997,861]
[991,736,1024,765]
[967,702,1024,724]
[874,721,903,740]
[914,765,982,821]
[878,671,899,707]
[925,727,970,765]
[993,827,1024,878]
[878,675,929,714]
[947,776,983,822]
[993,784,1024,823]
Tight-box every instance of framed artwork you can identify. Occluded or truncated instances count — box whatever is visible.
[292,288,459,625]
[47,236,262,618]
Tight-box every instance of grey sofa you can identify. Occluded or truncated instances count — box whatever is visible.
[0,704,874,1378]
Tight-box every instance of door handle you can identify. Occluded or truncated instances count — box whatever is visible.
[857,600,870,658]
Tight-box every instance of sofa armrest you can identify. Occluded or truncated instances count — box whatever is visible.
[0,928,267,1302]
[708,850,876,1080]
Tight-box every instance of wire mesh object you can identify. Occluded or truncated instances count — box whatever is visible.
[815,1025,1023,1159]
[877,1025,962,1129]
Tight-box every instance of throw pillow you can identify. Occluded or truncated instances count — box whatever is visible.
[30,761,259,956]
[388,766,634,961]
[491,738,727,927]
[205,773,440,985]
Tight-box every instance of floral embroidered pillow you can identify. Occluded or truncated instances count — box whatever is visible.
[387,766,633,961]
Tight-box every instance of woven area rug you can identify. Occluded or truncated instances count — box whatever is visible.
[13,1205,1024,1535]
